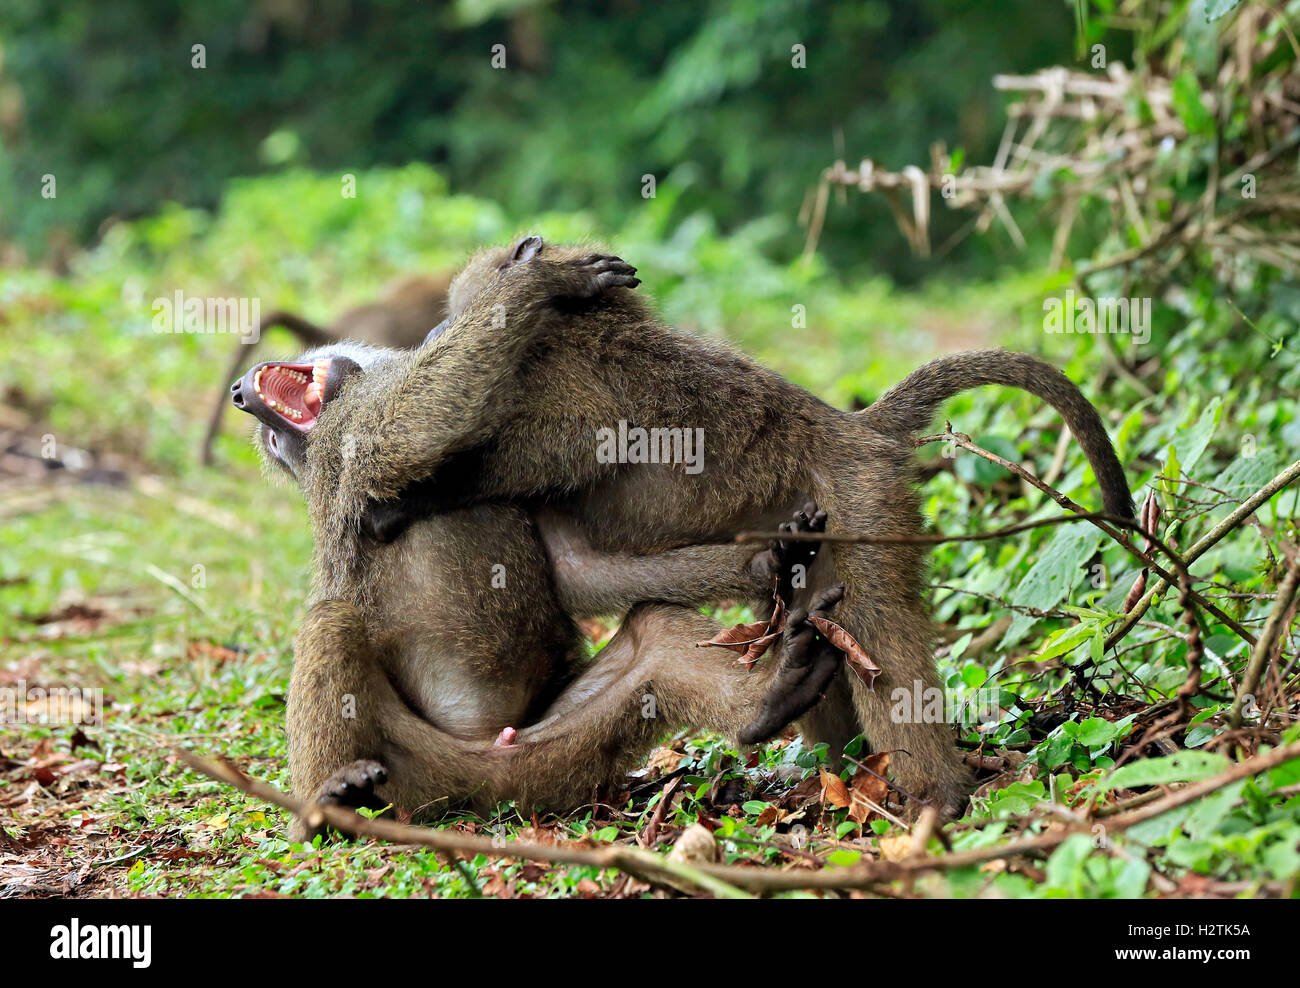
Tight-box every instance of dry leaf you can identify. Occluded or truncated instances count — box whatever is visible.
[807,615,881,688]
[819,767,850,809]
[878,834,913,862]
[697,598,786,668]
[847,753,891,823]
[647,746,685,774]
[754,805,786,827]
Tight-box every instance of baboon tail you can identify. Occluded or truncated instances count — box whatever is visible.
[862,348,1133,519]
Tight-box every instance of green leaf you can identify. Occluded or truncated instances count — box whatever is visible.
[1031,623,1093,663]
[1075,718,1119,749]
[1161,443,1182,503]
[949,632,974,663]
[1101,750,1230,791]
[1268,755,1300,788]
[1041,732,1078,771]
[1000,525,1103,648]
[826,849,862,867]
[1175,398,1222,475]
[1112,855,1152,898]
[741,800,767,815]
[1044,833,1093,894]
[1171,70,1215,136]
[1184,780,1245,838]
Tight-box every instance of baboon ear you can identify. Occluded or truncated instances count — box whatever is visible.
[508,235,543,266]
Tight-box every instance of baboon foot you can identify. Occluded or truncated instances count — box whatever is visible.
[737,583,846,744]
[318,758,389,809]
[291,759,389,843]
[894,759,975,822]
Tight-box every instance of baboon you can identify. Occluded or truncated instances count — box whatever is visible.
[232,256,839,837]
[201,274,451,465]
[316,236,1134,815]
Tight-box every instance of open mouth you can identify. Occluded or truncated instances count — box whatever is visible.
[250,359,329,432]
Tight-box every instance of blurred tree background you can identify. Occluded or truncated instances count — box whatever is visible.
[0,0,1072,280]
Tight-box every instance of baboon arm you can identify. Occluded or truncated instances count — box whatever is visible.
[536,509,771,616]
[352,256,633,504]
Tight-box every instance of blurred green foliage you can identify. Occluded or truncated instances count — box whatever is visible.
[0,0,1072,277]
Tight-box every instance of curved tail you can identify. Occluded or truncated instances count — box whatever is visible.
[863,348,1133,518]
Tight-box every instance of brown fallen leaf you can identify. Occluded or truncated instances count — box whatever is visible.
[847,752,892,823]
[806,615,881,689]
[819,767,850,809]
[187,640,246,663]
[878,834,913,862]
[696,597,786,669]
[647,746,685,775]
[754,805,786,827]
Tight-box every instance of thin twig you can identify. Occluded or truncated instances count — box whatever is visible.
[177,739,1300,892]
[1228,555,1300,729]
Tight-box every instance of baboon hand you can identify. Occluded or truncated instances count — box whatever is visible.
[736,583,845,745]
[755,500,826,604]
[526,253,640,299]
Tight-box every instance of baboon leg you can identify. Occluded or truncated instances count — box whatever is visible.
[829,536,973,817]
[286,599,480,839]
[286,591,858,841]
[504,600,850,811]
[737,585,847,744]
[315,759,389,812]
[286,601,798,836]
[286,599,383,808]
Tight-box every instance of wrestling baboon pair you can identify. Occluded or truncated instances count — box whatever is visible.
[234,236,1133,834]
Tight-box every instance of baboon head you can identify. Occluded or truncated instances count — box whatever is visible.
[229,342,374,480]
[437,234,544,338]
